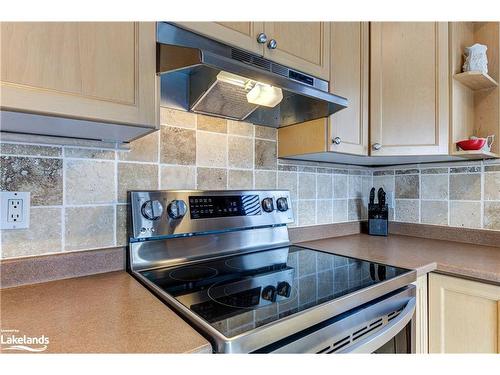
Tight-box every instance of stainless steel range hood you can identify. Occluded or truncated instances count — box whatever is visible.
[157,23,348,128]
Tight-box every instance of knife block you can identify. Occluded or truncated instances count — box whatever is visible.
[368,203,388,236]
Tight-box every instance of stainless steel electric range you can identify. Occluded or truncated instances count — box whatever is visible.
[127,190,417,353]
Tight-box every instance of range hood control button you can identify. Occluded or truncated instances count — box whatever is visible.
[141,200,164,221]
[261,198,274,213]
[276,197,289,212]
[167,200,187,220]
[262,285,277,302]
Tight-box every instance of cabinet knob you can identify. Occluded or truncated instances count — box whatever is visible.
[256,33,267,44]
[333,137,342,145]
[267,39,277,49]
[372,143,382,151]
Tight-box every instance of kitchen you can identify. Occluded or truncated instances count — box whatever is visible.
[0,1,499,373]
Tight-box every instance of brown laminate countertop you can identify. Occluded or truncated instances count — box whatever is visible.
[298,233,500,284]
[0,271,212,353]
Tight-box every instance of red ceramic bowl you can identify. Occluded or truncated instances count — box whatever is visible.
[456,139,486,151]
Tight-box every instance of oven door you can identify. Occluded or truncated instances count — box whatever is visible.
[269,285,416,354]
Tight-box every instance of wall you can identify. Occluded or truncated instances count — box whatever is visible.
[1,107,499,260]
[0,108,372,259]
[372,162,500,230]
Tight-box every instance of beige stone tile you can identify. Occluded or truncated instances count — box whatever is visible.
[395,199,419,223]
[118,131,159,162]
[421,200,448,225]
[116,204,129,247]
[484,172,500,200]
[254,125,277,140]
[483,201,500,230]
[348,198,367,221]
[317,174,333,199]
[254,170,277,189]
[298,200,316,226]
[228,170,253,189]
[449,201,481,229]
[333,199,348,222]
[395,175,419,199]
[333,174,348,199]
[373,175,395,197]
[421,174,448,200]
[254,139,277,170]
[362,176,373,200]
[64,148,115,159]
[278,171,298,201]
[228,136,253,169]
[160,107,196,128]
[348,175,362,199]
[0,207,61,258]
[160,165,196,190]
[196,131,227,168]
[0,156,62,206]
[117,163,158,203]
[227,120,253,137]
[65,159,115,205]
[197,115,227,133]
[197,168,227,190]
[317,199,333,224]
[160,126,196,165]
[299,173,316,199]
[1,143,62,157]
[65,206,114,251]
[449,174,481,200]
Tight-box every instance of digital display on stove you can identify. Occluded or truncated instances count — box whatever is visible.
[189,195,261,219]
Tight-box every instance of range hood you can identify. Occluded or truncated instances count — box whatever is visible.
[157,23,348,128]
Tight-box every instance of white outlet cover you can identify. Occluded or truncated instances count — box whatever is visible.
[0,191,30,230]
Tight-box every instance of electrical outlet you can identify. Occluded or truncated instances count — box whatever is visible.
[1,192,30,230]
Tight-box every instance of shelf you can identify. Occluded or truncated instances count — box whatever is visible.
[453,71,498,90]
[452,150,499,159]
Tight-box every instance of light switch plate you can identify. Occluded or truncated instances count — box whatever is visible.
[0,191,30,229]
[386,192,395,209]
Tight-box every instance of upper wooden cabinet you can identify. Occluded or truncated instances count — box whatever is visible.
[175,22,264,54]
[370,22,449,156]
[262,22,330,80]
[329,22,369,156]
[429,273,500,353]
[176,22,330,80]
[0,22,158,133]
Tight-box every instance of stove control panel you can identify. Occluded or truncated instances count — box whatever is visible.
[130,190,293,239]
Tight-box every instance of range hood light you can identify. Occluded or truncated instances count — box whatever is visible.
[246,83,283,108]
[216,71,251,88]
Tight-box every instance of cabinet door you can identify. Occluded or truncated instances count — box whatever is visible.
[429,273,500,353]
[263,22,330,80]
[370,22,449,156]
[0,22,157,128]
[329,22,369,156]
[413,274,429,354]
[175,22,264,54]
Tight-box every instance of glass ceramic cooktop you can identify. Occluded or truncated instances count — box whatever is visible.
[140,245,411,338]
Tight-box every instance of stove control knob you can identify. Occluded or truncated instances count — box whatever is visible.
[167,200,187,220]
[261,197,274,213]
[276,197,289,212]
[141,200,164,221]
[262,285,277,302]
[277,281,291,298]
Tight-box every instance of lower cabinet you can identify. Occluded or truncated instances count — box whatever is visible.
[429,273,500,353]
[413,275,429,354]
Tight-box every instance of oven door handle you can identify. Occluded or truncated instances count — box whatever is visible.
[337,297,416,354]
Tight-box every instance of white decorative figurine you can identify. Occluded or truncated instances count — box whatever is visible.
[462,43,488,73]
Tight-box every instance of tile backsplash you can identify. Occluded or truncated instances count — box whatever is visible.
[0,108,372,259]
[1,107,499,260]
[373,163,500,230]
